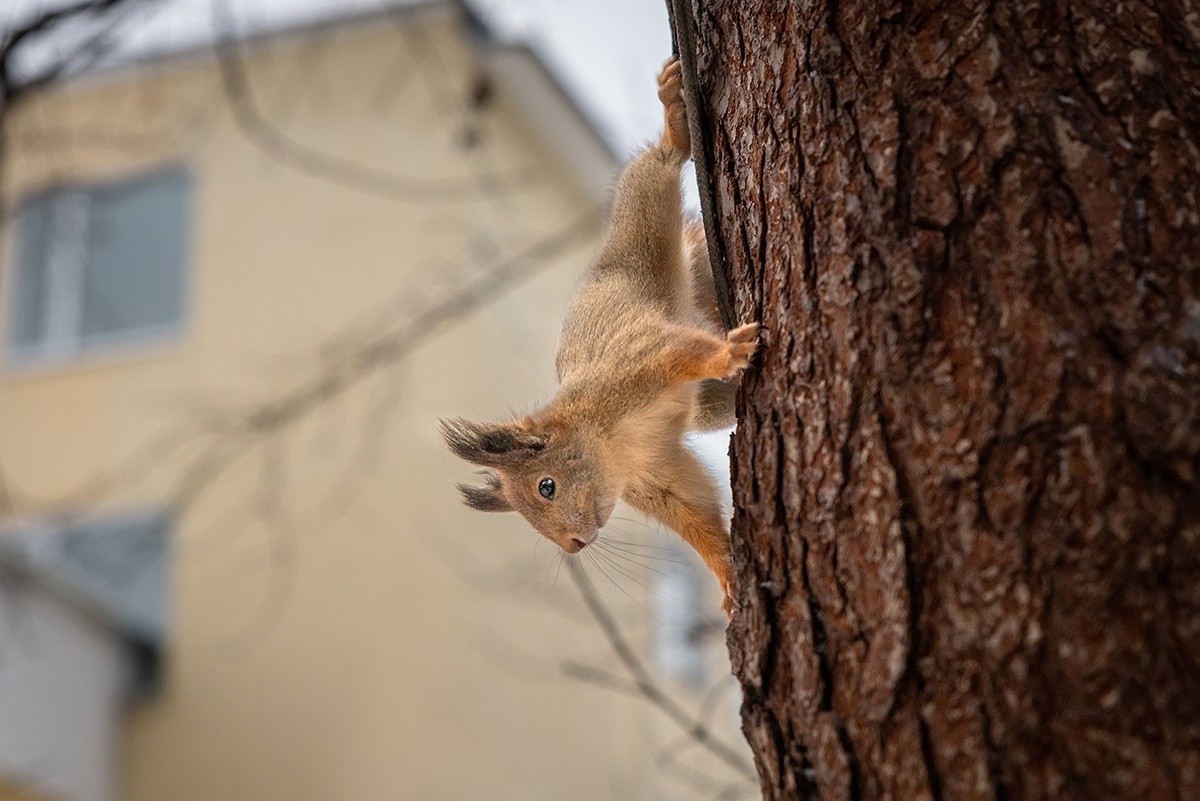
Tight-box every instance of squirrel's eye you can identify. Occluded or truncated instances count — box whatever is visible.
[538,477,556,500]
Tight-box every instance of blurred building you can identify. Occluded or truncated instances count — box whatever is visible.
[0,3,747,800]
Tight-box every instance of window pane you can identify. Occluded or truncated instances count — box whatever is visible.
[0,509,171,644]
[8,198,53,349]
[58,510,171,642]
[653,538,710,688]
[82,168,190,342]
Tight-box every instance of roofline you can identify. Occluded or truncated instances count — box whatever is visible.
[38,0,451,87]
[479,39,618,165]
[456,0,618,164]
[0,506,169,646]
[0,545,131,640]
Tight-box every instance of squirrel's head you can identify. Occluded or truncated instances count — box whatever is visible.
[440,417,619,553]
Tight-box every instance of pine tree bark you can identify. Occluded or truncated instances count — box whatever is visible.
[668,2,1200,799]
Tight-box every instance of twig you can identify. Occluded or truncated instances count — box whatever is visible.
[568,560,756,780]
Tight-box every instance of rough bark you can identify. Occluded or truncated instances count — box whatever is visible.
[669,1,1200,799]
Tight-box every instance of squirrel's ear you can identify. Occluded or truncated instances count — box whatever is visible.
[457,471,512,513]
[440,417,547,468]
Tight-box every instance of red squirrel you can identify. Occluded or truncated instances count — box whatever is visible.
[441,58,759,616]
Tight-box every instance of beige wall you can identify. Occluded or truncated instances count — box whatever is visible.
[0,7,747,801]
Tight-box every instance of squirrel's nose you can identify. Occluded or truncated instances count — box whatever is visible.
[568,529,599,552]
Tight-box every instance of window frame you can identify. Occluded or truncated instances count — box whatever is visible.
[3,164,195,372]
[0,505,173,649]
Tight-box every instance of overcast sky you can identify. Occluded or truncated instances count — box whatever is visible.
[5,0,673,154]
[468,0,672,153]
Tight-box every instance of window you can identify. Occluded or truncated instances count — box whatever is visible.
[0,508,172,646]
[7,167,192,364]
[0,508,170,801]
[652,538,714,688]
[652,433,734,688]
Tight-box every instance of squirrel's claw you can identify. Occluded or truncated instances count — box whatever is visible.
[657,57,691,159]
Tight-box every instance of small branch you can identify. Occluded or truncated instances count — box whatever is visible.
[1,0,124,59]
[202,208,602,442]
[560,661,643,697]
[568,560,756,780]
[1,0,157,104]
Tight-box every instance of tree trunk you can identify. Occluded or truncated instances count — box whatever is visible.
[668,1,1200,799]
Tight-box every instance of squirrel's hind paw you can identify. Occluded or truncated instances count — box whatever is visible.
[657,57,691,159]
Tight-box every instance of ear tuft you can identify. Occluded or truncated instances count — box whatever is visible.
[440,417,547,467]
[457,471,512,513]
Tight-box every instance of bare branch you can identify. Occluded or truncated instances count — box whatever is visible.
[560,660,642,697]
[2,0,126,57]
[1,0,158,104]
[568,560,756,781]
[202,208,601,442]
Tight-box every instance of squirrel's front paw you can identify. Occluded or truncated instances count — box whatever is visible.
[657,57,691,158]
[720,322,761,379]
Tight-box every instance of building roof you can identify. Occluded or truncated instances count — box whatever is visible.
[5,0,620,203]
[0,509,169,650]
[6,0,671,155]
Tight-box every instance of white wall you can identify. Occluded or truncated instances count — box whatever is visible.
[0,577,129,801]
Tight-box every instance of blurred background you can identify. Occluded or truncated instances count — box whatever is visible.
[0,1,754,800]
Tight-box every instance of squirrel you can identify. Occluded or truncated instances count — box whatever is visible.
[441,57,759,616]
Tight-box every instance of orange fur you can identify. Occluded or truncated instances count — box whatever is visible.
[441,58,759,616]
